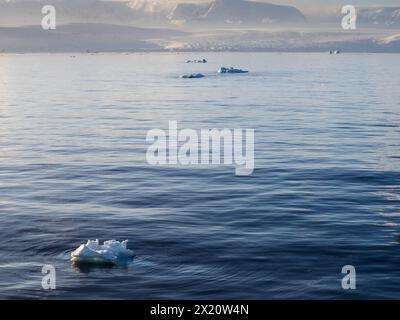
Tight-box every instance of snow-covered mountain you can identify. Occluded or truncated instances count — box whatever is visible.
[1,0,400,52]
[357,7,400,28]
[168,0,306,26]
[0,0,305,27]
[0,0,138,26]
[2,0,400,30]
[125,0,175,25]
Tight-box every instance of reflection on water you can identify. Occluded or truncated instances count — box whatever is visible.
[72,261,127,274]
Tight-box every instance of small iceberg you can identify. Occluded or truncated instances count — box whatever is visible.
[180,73,205,79]
[71,239,134,265]
[218,67,248,74]
[186,59,207,63]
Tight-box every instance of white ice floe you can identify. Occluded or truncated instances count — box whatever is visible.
[70,239,134,264]
[218,67,249,74]
[180,73,205,79]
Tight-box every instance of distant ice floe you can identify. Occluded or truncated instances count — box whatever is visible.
[71,240,134,264]
[218,67,249,74]
[180,73,205,79]
[186,59,207,63]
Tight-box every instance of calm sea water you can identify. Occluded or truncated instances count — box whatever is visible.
[0,52,399,299]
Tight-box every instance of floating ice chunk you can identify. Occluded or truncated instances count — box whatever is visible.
[218,67,248,74]
[186,59,207,63]
[180,73,205,79]
[71,239,134,264]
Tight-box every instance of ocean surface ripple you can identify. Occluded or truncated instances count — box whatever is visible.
[0,52,399,299]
